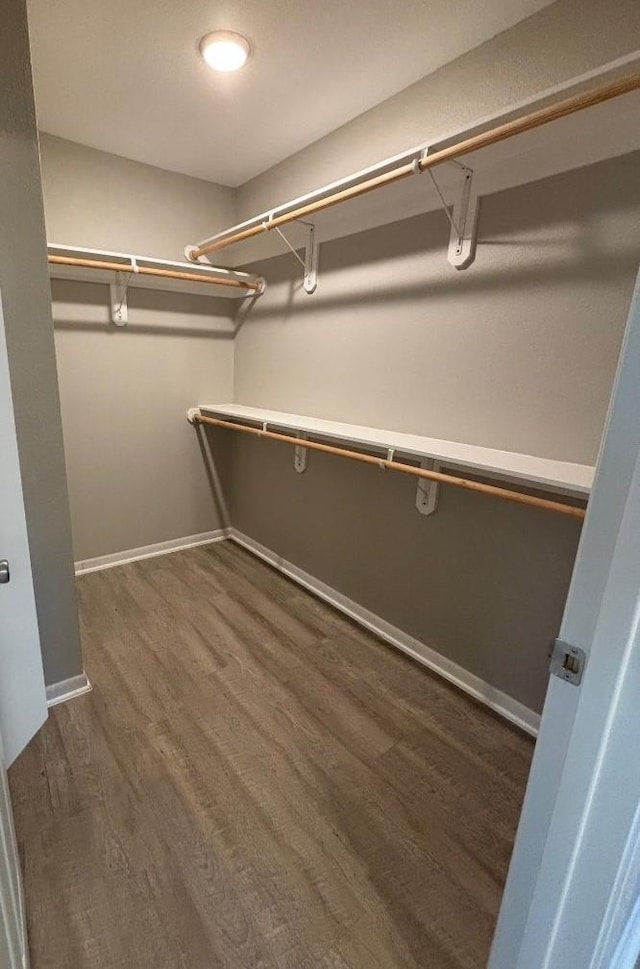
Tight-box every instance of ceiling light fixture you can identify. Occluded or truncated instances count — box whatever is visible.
[199,31,251,72]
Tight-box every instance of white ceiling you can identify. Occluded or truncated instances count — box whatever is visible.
[27,0,557,188]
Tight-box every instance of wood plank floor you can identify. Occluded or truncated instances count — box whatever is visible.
[9,541,534,969]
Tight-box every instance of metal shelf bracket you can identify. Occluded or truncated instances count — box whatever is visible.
[266,219,319,295]
[416,459,440,516]
[294,432,308,473]
[421,157,480,271]
[109,259,139,325]
[302,224,319,294]
[110,270,130,325]
[448,168,479,270]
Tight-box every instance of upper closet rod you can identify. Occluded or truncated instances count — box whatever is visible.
[186,71,640,261]
[192,412,586,520]
[48,254,263,292]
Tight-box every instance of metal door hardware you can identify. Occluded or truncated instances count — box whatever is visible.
[549,639,585,686]
[0,560,9,584]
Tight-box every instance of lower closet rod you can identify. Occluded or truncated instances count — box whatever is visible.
[48,255,262,292]
[193,413,587,520]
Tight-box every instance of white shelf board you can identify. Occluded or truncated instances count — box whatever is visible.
[199,403,593,497]
[48,244,261,300]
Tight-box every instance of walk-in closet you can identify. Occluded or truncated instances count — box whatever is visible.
[2,1,640,967]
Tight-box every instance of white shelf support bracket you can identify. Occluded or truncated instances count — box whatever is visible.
[423,158,479,271]
[294,432,308,473]
[110,271,129,326]
[110,259,138,325]
[303,223,319,295]
[268,220,319,295]
[448,169,479,270]
[416,459,440,516]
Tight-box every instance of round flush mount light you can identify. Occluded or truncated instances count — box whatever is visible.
[199,31,251,72]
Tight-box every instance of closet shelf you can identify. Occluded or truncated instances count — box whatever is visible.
[185,64,640,269]
[47,244,266,300]
[196,403,594,497]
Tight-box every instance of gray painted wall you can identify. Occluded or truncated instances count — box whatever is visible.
[227,431,582,714]
[235,154,640,465]
[0,0,83,686]
[230,153,640,713]
[39,137,238,561]
[40,134,236,264]
[238,0,640,226]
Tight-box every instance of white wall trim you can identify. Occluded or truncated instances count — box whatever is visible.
[228,529,540,737]
[45,672,92,708]
[74,528,229,575]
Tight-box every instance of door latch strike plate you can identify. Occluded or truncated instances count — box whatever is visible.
[549,640,586,686]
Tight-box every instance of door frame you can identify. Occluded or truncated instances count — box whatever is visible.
[490,271,640,967]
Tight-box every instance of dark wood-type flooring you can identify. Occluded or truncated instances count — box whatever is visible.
[9,541,534,969]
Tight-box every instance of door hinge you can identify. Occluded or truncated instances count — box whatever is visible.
[549,639,586,686]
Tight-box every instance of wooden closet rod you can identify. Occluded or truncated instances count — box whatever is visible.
[48,254,262,291]
[194,413,587,520]
[188,72,640,261]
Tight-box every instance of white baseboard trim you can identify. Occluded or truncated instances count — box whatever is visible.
[75,529,230,575]
[228,529,540,737]
[46,672,92,708]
